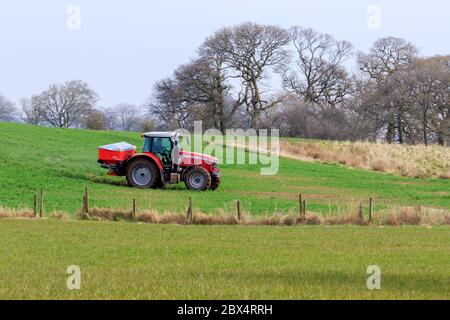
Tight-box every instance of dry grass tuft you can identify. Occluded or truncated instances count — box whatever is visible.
[379,207,423,226]
[249,214,284,226]
[193,212,239,225]
[444,215,450,225]
[137,211,189,224]
[80,207,134,221]
[137,210,160,223]
[438,171,450,180]
[296,214,323,225]
[424,209,450,226]
[50,211,70,220]
[86,207,112,220]
[325,214,368,226]
[159,213,189,225]
[0,206,35,219]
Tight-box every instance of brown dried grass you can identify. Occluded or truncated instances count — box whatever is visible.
[325,214,368,226]
[276,140,450,179]
[82,207,134,221]
[0,206,35,219]
[50,211,70,220]
[377,207,423,226]
[374,207,450,226]
[136,211,189,224]
[2,205,450,227]
[296,214,323,225]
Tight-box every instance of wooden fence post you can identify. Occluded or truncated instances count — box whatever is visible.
[33,193,37,217]
[369,198,373,222]
[85,187,89,213]
[302,200,306,216]
[82,195,86,213]
[39,189,44,218]
[299,194,303,216]
[132,199,136,219]
[358,202,364,221]
[237,200,241,221]
[187,197,193,224]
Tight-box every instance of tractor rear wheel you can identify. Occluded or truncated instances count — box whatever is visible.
[126,159,159,189]
[184,166,211,191]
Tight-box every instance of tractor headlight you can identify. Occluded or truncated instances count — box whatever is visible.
[211,162,218,170]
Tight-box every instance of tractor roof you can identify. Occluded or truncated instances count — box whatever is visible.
[143,132,179,139]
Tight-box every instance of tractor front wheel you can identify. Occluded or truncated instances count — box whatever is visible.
[209,176,221,191]
[126,159,159,189]
[184,166,211,191]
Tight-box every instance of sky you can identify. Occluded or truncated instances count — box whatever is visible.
[1,0,450,108]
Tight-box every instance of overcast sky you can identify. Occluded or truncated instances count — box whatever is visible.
[1,0,449,107]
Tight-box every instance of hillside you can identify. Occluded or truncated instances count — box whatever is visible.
[0,122,449,217]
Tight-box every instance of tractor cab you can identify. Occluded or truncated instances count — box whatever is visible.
[142,132,181,172]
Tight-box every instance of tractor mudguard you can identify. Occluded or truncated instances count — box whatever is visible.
[128,153,164,171]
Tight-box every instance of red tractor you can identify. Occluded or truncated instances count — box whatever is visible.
[98,132,221,191]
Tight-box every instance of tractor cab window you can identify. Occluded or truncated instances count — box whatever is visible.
[144,137,172,167]
[152,137,172,154]
[143,137,152,153]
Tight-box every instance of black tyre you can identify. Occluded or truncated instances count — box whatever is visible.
[155,177,165,189]
[184,166,212,191]
[126,159,159,189]
[209,176,221,191]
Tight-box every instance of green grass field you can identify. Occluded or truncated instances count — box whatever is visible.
[1,122,449,300]
[1,219,449,299]
[0,122,449,216]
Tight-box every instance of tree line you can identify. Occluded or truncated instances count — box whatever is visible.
[1,81,156,132]
[1,22,449,146]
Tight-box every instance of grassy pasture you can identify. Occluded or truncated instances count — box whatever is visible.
[0,122,449,216]
[0,219,449,299]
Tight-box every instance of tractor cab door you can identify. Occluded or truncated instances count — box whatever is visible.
[145,137,173,170]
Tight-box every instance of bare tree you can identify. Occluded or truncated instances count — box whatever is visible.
[357,37,418,143]
[82,109,109,130]
[139,117,158,132]
[107,103,143,131]
[282,27,354,106]
[31,80,98,128]
[20,97,43,125]
[358,37,417,82]
[203,22,291,128]
[172,55,247,132]
[148,78,192,130]
[431,55,450,146]
[0,93,16,122]
[407,56,450,145]
[259,95,369,141]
